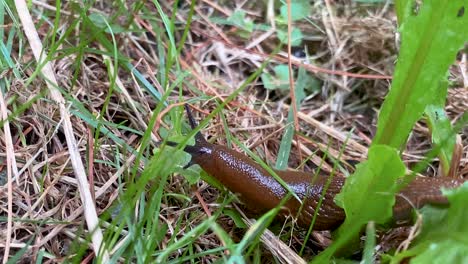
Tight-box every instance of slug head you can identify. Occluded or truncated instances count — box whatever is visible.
[164,104,215,169]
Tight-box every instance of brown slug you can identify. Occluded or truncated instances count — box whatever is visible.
[165,104,464,230]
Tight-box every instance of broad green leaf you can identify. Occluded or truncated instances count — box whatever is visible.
[395,0,412,24]
[313,145,405,263]
[260,72,275,90]
[374,0,468,149]
[389,182,468,263]
[227,10,254,32]
[425,105,455,176]
[88,13,126,33]
[298,70,321,94]
[261,64,290,90]
[293,66,310,103]
[273,64,290,87]
[411,240,468,264]
[277,27,303,46]
[335,145,404,222]
[177,166,201,185]
[158,137,200,185]
[280,1,310,22]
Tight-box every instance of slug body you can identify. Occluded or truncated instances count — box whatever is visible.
[168,105,464,230]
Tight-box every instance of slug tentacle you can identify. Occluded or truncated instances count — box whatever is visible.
[184,103,207,145]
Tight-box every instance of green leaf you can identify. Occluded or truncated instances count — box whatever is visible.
[261,64,290,90]
[260,72,275,90]
[157,142,195,183]
[373,0,468,149]
[162,134,201,186]
[273,65,290,86]
[280,1,310,22]
[389,182,468,263]
[295,66,315,101]
[395,0,412,24]
[178,167,201,185]
[88,13,125,33]
[227,10,254,32]
[335,145,404,223]
[425,105,455,176]
[277,27,303,46]
[313,145,405,263]
[411,239,468,264]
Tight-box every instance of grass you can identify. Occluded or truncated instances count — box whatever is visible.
[0,0,467,263]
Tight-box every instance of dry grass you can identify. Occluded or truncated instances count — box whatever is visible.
[0,0,466,263]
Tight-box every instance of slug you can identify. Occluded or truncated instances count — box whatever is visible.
[165,104,464,230]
